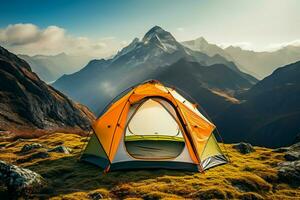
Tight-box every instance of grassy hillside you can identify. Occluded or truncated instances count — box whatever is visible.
[0,132,299,199]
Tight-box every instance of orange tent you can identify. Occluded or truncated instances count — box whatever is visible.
[81,80,228,172]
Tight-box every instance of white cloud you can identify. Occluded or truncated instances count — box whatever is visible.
[0,23,122,58]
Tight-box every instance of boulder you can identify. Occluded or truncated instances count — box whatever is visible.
[289,142,300,151]
[277,161,300,185]
[284,151,300,161]
[89,191,104,199]
[17,151,50,163]
[273,147,289,153]
[233,143,255,154]
[274,142,300,161]
[48,145,71,154]
[0,160,45,196]
[20,143,43,153]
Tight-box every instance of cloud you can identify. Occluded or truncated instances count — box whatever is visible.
[0,24,40,45]
[0,23,122,58]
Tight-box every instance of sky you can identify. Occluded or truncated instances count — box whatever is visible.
[0,0,299,57]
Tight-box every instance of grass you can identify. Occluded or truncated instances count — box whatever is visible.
[0,132,300,199]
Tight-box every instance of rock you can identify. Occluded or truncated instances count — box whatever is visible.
[288,142,300,151]
[0,160,45,196]
[89,191,103,200]
[233,142,255,154]
[273,147,289,153]
[30,151,50,159]
[274,142,300,161]
[48,145,71,154]
[277,160,300,185]
[20,143,43,153]
[284,151,300,161]
[17,151,50,163]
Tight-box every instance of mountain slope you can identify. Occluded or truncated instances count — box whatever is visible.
[183,37,300,79]
[182,37,259,78]
[182,37,234,61]
[53,26,256,115]
[225,45,300,78]
[19,53,90,83]
[216,61,300,148]
[0,46,95,132]
[150,59,253,116]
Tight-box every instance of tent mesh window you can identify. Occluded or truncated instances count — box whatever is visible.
[124,98,185,160]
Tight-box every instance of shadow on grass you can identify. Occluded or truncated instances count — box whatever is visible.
[27,155,196,198]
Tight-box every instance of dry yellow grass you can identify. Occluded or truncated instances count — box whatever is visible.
[1,132,300,199]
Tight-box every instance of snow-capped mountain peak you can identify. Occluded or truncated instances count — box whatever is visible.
[142,26,176,44]
[141,26,180,54]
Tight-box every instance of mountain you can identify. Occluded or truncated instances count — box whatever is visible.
[156,59,253,91]
[182,37,233,61]
[53,26,257,115]
[225,45,300,78]
[19,53,90,83]
[182,37,300,79]
[216,61,300,148]
[0,46,95,132]
[151,59,252,116]
[182,37,259,78]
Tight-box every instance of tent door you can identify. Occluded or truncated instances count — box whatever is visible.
[124,98,186,160]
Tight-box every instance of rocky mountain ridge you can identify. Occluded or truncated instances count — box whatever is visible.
[0,46,95,132]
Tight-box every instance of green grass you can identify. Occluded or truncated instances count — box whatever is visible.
[1,132,300,199]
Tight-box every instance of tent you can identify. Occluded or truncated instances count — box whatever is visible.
[81,80,228,172]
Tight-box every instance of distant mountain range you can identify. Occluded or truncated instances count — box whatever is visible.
[53,26,257,116]
[182,37,300,79]
[0,46,95,132]
[17,30,300,84]
[216,61,300,148]
[19,53,90,83]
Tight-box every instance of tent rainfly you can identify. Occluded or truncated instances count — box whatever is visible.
[81,80,228,172]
